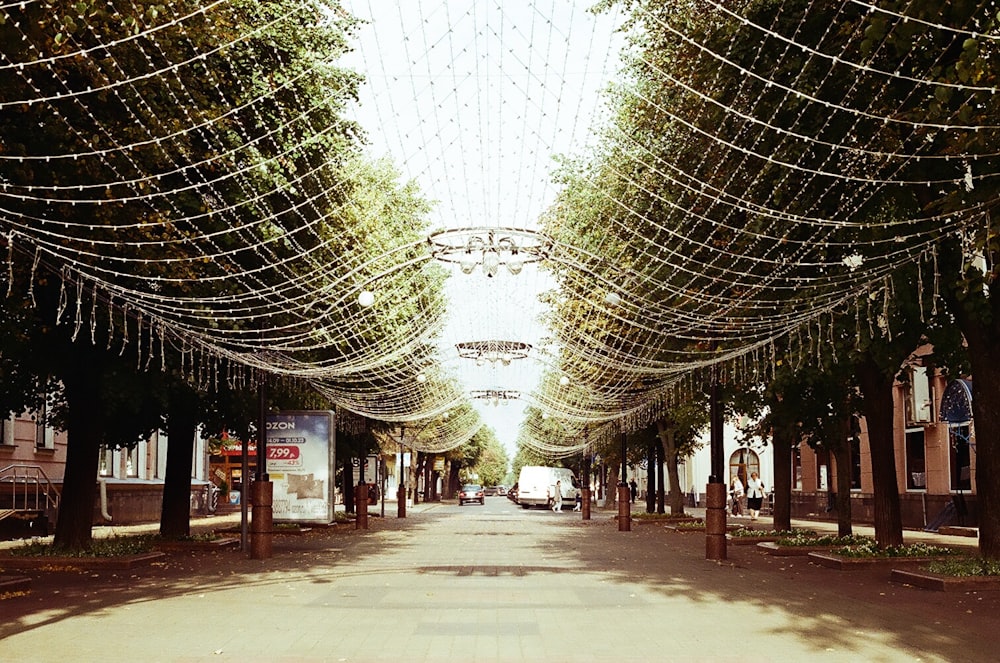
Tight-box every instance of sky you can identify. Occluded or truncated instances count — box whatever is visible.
[340,1,626,454]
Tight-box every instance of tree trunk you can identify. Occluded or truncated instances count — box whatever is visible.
[52,348,104,551]
[832,436,854,537]
[605,465,619,509]
[343,457,355,513]
[657,420,685,515]
[160,396,198,539]
[645,443,656,513]
[656,438,665,514]
[446,461,461,499]
[944,300,1000,558]
[770,423,795,533]
[856,351,904,548]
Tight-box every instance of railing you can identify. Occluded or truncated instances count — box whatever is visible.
[0,464,61,516]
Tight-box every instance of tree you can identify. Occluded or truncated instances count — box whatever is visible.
[654,401,708,515]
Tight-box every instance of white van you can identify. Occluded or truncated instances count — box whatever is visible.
[517,465,579,509]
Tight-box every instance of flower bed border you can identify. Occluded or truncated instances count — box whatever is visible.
[756,542,838,556]
[808,551,958,570]
[890,568,1000,591]
[0,551,165,571]
[154,536,240,551]
[0,574,31,593]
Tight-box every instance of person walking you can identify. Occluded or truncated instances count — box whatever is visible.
[729,475,744,517]
[629,479,637,504]
[552,480,563,512]
[746,471,766,521]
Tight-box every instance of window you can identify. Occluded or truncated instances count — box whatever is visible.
[792,445,802,490]
[905,366,934,424]
[849,418,862,490]
[815,448,830,491]
[98,445,115,477]
[905,428,926,490]
[728,448,760,489]
[0,416,13,446]
[949,424,972,491]
[34,401,54,450]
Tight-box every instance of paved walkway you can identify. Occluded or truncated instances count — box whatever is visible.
[0,500,996,662]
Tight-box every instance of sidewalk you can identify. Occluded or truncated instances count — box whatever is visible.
[1,499,998,662]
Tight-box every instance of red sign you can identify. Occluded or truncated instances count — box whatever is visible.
[220,442,256,457]
[267,445,300,461]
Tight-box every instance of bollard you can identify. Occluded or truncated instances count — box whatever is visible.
[581,487,591,521]
[617,484,631,531]
[397,484,407,518]
[355,483,369,530]
[705,482,728,560]
[250,481,273,560]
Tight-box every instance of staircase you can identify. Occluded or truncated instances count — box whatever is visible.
[0,464,61,530]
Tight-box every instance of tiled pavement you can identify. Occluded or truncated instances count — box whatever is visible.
[0,500,996,662]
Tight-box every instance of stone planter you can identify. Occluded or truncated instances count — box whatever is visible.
[756,541,838,556]
[0,551,165,571]
[808,551,959,570]
[154,537,240,551]
[891,569,1000,591]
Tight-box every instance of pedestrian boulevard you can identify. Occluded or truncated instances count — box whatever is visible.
[0,499,996,662]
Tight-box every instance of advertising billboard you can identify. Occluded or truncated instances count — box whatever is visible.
[265,410,336,523]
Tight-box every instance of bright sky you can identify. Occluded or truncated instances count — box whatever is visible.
[340,1,625,455]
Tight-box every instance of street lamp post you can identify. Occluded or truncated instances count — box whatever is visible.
[398,427,407,518]
[619,431,631,531]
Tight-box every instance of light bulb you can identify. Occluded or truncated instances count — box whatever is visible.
[482,250,500,278]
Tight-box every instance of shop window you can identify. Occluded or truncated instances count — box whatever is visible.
[905,428,926,490]
[949,425,972,491]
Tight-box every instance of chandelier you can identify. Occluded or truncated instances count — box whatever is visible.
[470,389,521,405]
[427,226,552,277]
[455,340,532,366]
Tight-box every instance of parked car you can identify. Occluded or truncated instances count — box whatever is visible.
[483,486,498,496]
[496,485,506,496]
[506,483,518,503]
[458,484,485,505]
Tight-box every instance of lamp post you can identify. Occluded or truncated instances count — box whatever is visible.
[706,370,727,560]
[619,431,631,531]
[397,426,407,518]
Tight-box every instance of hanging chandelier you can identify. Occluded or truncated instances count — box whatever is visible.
[455,340,532,366]
[470,389,521,406]
[427,226,552,277]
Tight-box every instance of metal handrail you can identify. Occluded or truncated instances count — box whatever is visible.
[0,464,61,512]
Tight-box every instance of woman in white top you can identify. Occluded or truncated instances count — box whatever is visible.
[746,472,766,521]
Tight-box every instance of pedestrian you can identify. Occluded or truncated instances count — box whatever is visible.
[746,471,766,521]
[552,480,563,512]
[729,475,744,517]
[629,479,637,504]
[573,491,582,512]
